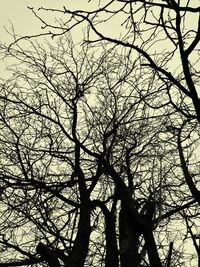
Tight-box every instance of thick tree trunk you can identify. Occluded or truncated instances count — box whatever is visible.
[66,145,91,267]
[119,202,140,267]
[36,243,61,267]
[92,200,119,267]
[104,215,119,267]
[66,202,91,267]
[103,162,162,267]
[143,228,162,267]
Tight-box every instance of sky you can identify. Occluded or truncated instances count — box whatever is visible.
[0,1,93,44]
[1,1,41,42]
[0,1,199,266]
[1,0,198,65]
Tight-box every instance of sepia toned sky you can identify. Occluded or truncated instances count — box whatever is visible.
[0,1,94,44]
[1,1,41,42]
[1,1,198,59]
[0,1,198,266]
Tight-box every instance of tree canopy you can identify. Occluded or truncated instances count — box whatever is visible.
[0,1,200,267]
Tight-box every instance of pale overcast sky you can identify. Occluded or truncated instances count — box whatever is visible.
[0,2,198,265]
[0,1,92,44]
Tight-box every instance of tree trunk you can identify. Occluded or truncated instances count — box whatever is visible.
[92,200,119,267]
[66,202,91,267]
[66,145,91,267]
[119,202,140,267]
[143,228,162,267]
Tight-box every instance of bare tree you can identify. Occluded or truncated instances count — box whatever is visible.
[0,1,200,266]
[18,1,199,122]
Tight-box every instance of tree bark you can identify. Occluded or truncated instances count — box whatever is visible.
[66,145,91,267]
[143,229,162,267]
[36,243,61,267]
[119,202,140,267]
[66,202,90,267]
[92,200,119,267]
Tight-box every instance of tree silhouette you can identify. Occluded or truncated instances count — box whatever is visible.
[0,1,200,266]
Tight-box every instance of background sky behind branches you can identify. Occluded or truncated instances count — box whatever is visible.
[0,2,199,266]
[1,1,198,69]
[0,1,100,44]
